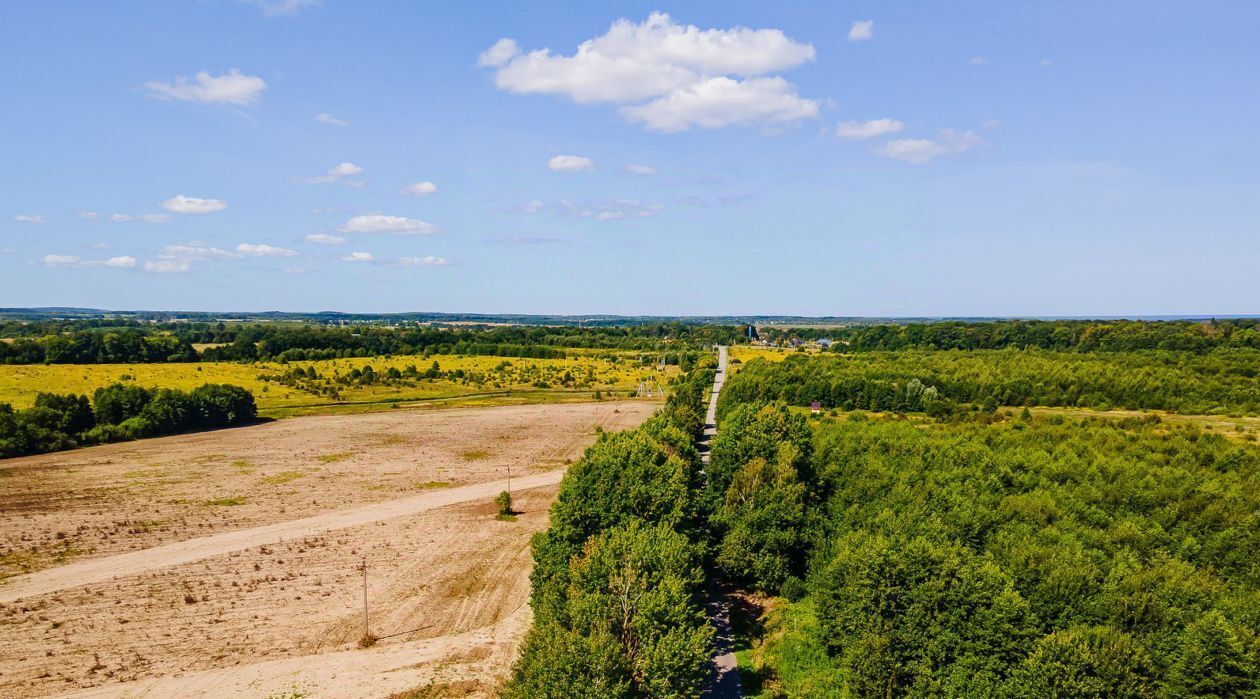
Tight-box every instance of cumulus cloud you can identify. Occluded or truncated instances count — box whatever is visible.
[79,211,99,220]
[304,233,346,245]
[626,164,658,175]
[401,181,437,196]
[292,162,364,184]
[236,243,299,257]
[161,195,228,214]
[110,213,172,223]
[392,256,450,267]
[548,155,595,172]
[243,0,319,16]
[41,254,136,269]
[158,243,238,260]
[315,112,349,126]
[482,12,818,132]
[619,76,818,133]
[144,259,190,274]
[342,251,374,262]
[41,255,84,268]
[836,118,904,139]
[141,242,237,274]
[339,215,437,235]
[14,214,46,224]
[874,129,983,164]
[145,69,266,106]
[848,20,874,42]
[478,38,520,68]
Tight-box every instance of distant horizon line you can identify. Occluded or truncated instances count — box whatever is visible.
[3,307,1259,324]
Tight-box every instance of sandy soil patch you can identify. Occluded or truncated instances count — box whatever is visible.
[0,401,653,579]
[0,485,557,698]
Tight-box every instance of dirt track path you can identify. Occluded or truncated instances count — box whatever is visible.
[0,470,562,604]
[55,608,533,699]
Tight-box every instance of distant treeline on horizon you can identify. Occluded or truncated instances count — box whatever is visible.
[3,316,1260,364]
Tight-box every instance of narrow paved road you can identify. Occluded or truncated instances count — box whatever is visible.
[701,345,743,698]
[0,469,564,604]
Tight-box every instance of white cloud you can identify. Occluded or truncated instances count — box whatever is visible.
[836,118,904,140]
[620,76,819,132]
[158,243,238,260]
[874,129,983,164]
[970,56,987,66]
[79,210,99,220]
[243,0,319,16]
[595,211,624,221]
[483,12,818,132]
[304,233,346,245]
[522,200,544,213]
[848,20,874,42]
[14,214,46,224]
[401,181,437,196]
[478,38,520,68]
[626,164,658,175]
[161,195,228,214]
[329,162,363,177]
[41,254,135,269]
[315,112,348,126]
[42,255,83,267]
[339,214,437,235]
[1041,58,1053,67]
[145,69,266,106]
[89,242,110,250]
[548,155,595,172]
[110,213,172,223]
[392,256,450,267]
[342,251,374,262]
[0,248,14,255]
[292,162,364,184]
[236,243,299,257]
[142,241,237,274]
[144,259,190,274]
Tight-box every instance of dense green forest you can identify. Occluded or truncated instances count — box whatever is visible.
[503,362,718,698]
[708,337,1260,697]
[710,408,1260,697]
[764,318,1260,353]
[723,349,1260,415]
[0,383,256,458]
[0,320,738,364]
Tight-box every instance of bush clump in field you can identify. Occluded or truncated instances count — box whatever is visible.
[0,382,257,459]
[496,491,513,518]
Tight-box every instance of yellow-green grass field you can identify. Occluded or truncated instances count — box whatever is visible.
[0,352,676,417]
[728,345,805,372]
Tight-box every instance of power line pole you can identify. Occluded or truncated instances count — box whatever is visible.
[361,556,369,641]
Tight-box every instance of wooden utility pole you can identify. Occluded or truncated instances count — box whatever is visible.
[507,463,511,496]
[361,556,369,639]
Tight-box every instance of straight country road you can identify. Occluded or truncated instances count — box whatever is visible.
[701,345,743,698]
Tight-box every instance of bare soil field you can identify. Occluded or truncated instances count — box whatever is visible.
[0,400,654,580]
[0,400,656,698]
[0,486,556,698]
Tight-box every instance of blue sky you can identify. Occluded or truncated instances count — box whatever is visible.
[2,1,1258,316]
